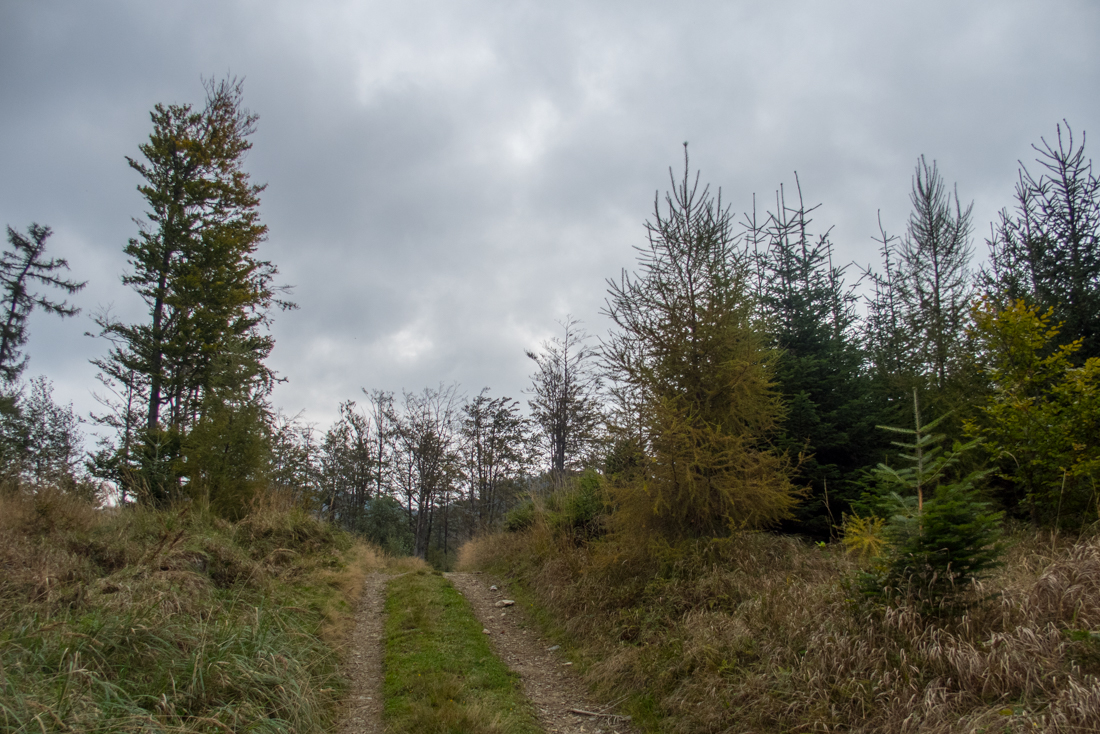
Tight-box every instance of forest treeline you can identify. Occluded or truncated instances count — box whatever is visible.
[2,78,1098,571]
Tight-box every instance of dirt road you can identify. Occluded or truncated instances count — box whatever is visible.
[336,570,636,734]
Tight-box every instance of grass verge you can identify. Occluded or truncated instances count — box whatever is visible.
[383,570,541,734]
[460,521,1100,733]
[0,487,383,733]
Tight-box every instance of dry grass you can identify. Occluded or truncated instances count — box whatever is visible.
[387,554,432,573]
[463,522,1100,733]
[0,486,368,733]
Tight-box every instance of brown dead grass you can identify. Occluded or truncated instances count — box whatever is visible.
[461,523,1100,733]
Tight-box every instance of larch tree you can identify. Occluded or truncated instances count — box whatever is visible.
[602,146,797,538]
[91,77,292,512]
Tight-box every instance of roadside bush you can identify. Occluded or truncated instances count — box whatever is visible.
[547,468,607,540]
[503,499,536,532]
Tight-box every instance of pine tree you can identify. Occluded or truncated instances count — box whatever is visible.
[602,146,796,537]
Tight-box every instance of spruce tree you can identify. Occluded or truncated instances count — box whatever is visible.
[865,390,1003,614]
[860,158,976,442]
[899,156,975,393]
[984,122,1100,361]
[0,224,85,383]
[751,178,876,537]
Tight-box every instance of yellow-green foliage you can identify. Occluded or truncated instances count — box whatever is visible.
[841,512,888,560]
[967,298,1100,526]
[0,487,379,733]
[602,155,797,539]
[463,524,1100,733]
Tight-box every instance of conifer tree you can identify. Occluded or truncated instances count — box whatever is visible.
[752,178,874,537]
[864,390,1003,614]
[984,122,1100,361]
[0,224,85,383]
[861,158,976,435]
[603,146,796,537]
[91,78,292,507]
[900,156,975,392]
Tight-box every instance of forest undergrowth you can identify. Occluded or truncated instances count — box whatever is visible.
[460,517,1100,733]
[0,487,384,733]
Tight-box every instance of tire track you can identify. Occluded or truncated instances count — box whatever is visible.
[337,571,388,734]
[446,572,637,734]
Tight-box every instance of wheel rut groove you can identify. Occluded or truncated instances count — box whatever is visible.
[336,571,387,734]
[446,572,638,734]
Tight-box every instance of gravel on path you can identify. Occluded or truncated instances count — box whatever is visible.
[336,571,388,734]
[446,572,639,734]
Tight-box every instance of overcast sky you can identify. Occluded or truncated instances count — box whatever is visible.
[1,1,1098,440]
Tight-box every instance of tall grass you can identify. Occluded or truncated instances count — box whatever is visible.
[0,487,381,733]
[460,521,1100,733]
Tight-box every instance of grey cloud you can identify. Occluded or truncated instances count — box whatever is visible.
[1,0,1098,433]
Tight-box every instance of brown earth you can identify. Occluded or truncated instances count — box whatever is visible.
[336,571,388,734]
[446,572,638,734]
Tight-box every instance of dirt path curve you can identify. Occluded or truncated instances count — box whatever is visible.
[336,571,388,734]
[447,572,638,734]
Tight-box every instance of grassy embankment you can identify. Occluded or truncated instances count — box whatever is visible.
[382,569,541,734]
[460,506,1100,733]
[0,488,383,733]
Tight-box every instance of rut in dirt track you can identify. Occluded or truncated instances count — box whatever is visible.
[336,571,636,734]
[447,572,637,734]
[337,571,387,734]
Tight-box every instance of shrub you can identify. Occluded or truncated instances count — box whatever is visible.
[548,469,607,540]
[503,499,536,532]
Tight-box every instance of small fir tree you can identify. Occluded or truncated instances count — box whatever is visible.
[861,389,1003,613]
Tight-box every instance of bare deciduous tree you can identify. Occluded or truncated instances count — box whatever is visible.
[526,316,602,482]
